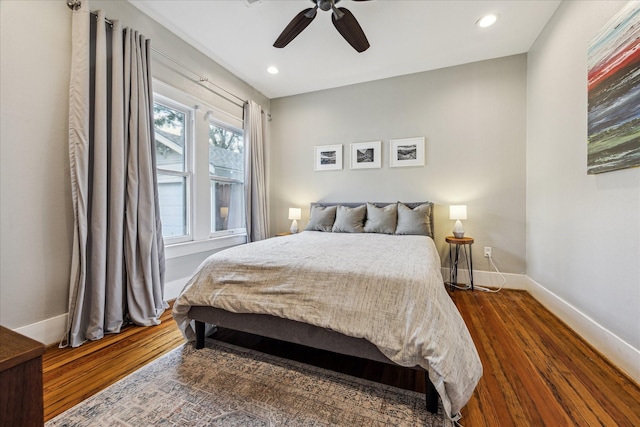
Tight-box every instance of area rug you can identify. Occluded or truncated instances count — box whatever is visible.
[46,339,450,426]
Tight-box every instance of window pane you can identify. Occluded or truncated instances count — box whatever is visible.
[209,124,243,181]
[211,180,245,233]
[154,102,186,172]
[157,174,187,237]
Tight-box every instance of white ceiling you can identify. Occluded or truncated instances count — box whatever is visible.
[128,0,561,99]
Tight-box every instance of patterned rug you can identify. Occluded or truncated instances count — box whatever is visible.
[46,339,450,426]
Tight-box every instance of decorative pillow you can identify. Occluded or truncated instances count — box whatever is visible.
[332,204,366,233]
[395,202,433,237]
[364,202,397,234]
[304,205,337,232]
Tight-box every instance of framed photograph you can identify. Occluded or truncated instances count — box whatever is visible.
[350,141,381,169]
[389,137,425,167]
[314,144,343,171]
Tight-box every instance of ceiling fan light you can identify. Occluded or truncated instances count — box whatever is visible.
[477,14,498,28]
[267,66,279,74]
[318,0,333,12]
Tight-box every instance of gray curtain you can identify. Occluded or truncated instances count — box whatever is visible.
[63,5,166,348]
[244,101,269,241]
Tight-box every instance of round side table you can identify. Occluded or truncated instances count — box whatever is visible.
[445,236,474,291]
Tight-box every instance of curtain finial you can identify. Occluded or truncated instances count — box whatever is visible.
[67,0,81,11]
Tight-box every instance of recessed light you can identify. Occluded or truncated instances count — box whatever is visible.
[477,14,498,28]
[267,66,279,75]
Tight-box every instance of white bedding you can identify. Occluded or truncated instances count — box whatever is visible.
[173,231,482,420]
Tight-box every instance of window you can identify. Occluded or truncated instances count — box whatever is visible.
[209,121,245,236]
[152,81,247,256]
[153,97,192,244]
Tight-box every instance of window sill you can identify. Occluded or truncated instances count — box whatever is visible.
[164,234,247,260]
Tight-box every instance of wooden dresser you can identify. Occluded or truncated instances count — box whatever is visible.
[0,326,45,427]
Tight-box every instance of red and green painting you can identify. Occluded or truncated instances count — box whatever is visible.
[587,1,640,174]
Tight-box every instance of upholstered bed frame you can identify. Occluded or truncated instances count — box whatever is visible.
[190,202,439,414]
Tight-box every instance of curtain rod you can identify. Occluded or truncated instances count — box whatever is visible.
[66,0,250,111]
[150,49,246,109]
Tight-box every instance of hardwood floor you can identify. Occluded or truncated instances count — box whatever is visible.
[43,290,640,425]
[42,306,184,421]
[450,290,640,426]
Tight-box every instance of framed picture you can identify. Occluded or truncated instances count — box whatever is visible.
[389,137,425,167]
[350,141,381,169]
[314,144,343,171]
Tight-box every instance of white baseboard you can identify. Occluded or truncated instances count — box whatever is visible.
[12,277,192,346]
[527,276,640,385]
[165,277,190,301]
[12,272,640,386]
[14,313,67,347]
[441,268,529,290]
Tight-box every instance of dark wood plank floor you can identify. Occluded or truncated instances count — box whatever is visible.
[43,290,640,425]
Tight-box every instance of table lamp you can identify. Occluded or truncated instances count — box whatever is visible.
[289,208,302,233]
[450,205,467,238]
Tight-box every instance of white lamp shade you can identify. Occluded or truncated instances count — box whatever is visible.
[220,207,229,218]
[288,208,302,220]
[449,205,467,220]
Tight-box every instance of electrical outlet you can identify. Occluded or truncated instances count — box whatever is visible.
[484,247,492,258]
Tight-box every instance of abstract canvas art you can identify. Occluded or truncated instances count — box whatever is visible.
[587,1,640,174]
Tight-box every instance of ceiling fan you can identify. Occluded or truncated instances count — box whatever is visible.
[273,0,371,53]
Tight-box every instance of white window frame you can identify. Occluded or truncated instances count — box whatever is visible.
[208,117,246,238]
[153,94,194,245]
[153,80,247,260]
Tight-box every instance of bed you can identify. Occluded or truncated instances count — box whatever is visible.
[173,202,482,421]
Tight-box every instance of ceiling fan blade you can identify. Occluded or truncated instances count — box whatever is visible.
[331,7,370,53]
[273,8,317,48]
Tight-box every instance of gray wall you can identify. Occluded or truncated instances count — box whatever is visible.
[0,0,268,330]
[269,55,528,275]
[6,0,635,367]
[1,0,73,330]
[527,0,639,349]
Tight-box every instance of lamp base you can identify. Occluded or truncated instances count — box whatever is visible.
[453,219,464,238]
[290,219,299,234]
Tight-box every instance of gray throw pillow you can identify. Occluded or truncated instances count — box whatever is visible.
[364,203,397,234]
[395,202,433,237]
[304,205,337,232]
[332,205,366,233]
